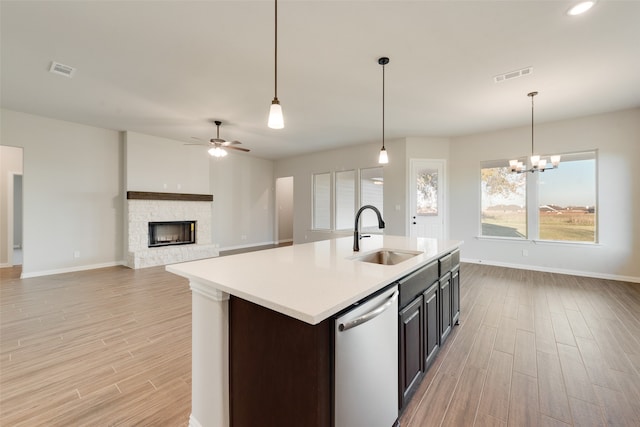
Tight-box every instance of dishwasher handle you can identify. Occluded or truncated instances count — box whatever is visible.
[338,289,399,332]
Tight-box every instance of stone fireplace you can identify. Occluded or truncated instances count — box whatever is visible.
[126,191,219,269]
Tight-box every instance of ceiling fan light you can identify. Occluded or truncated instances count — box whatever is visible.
[268,99,284,129]
[378,147,389,164]
[209,147,227,157]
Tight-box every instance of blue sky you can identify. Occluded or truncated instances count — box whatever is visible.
[538,159,596,207]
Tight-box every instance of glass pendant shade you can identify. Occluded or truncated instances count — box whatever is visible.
[378,147,389,164]
[268,99,284,129]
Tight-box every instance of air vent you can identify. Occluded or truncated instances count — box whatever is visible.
[49,61,76,78]
[494,66,532,83]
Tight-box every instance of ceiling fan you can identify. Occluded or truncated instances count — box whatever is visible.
[188,120,250,157]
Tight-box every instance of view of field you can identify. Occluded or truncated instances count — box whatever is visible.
[482,209,596,242]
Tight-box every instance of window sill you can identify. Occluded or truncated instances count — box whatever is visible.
[476,236,600,247]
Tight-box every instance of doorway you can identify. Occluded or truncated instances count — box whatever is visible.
[409,159,446,241]
[275,176,294,245]
[1,145,24,268]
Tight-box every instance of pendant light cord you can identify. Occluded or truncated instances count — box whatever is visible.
[274,0,278,100]
[382,61,385,149]
[528,91,537,156]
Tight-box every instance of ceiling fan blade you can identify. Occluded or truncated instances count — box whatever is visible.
[227,146,250,152]
[185,142,209,146]
[191,136,207,142]
[221,140,242,146]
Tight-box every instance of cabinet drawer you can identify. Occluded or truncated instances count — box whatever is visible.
[439,254,452,277]
[399,261,439,309]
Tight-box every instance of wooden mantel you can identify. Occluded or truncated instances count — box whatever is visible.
[126,191,213,202]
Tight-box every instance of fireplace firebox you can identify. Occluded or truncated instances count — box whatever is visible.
[148,221,196,248]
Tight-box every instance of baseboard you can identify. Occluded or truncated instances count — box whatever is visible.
[461,258,640,284]
[277,238,293,244]
[20,261,126,279]
[218,241,277,253]
[188,414,203,427]
[0,262,11,268]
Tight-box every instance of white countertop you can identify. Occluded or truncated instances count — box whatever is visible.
[167,235,462,325]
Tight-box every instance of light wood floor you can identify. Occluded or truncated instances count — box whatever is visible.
[1,263,639,426]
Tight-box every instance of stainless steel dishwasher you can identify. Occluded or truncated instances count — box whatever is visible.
[334,284,399,427]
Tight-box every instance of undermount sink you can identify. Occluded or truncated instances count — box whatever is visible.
[353,249,422,266]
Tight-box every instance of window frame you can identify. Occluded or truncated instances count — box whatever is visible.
[479,150,598,244]
[312,172,332,231]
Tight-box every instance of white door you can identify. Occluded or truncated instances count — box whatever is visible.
[409,159,445,240]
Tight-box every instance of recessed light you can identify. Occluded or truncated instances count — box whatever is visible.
[567,1,596,16]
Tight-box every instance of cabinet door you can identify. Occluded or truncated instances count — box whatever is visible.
[440,273,452,343]
[452,267,460,325]
[399,296,423,409]
[423,282,439,369]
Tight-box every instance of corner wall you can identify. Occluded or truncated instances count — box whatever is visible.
[275,139,406,244]
[0,109,124,277]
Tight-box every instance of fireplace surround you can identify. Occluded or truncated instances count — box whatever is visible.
[126,191,218,269]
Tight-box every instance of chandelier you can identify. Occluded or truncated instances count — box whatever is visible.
[509,91,561,173]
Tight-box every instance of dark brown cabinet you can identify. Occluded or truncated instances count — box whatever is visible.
[439,272,452,343]
[452,266,460,325]
[399,296,423,408]
[423,282,439,370]
[398,250,461,413]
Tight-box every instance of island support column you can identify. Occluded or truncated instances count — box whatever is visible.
[189,280,230,427]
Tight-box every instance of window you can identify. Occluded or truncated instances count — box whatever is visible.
[538,151,596,242]
[311,167,384,233]
[313,172,331,230]
[360,167,384,231]
[481,160,527,238]
[335,170,355,230]
[480,151,597,243]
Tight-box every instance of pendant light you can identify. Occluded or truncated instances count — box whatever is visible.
[509,91,561,173]
[268,0,284,129]
[378,57,389,164]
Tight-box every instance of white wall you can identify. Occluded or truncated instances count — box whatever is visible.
[210,153,275,249]
[0,109,123,276]
[0,145,23,266]
[125,131,210,194]
[275,139,406,243]
[450,108,640,282]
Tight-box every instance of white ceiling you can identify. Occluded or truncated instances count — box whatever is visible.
[2,1,639,160]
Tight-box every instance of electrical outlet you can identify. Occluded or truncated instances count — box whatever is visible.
[73,250,80,258]
[522,249,528,257]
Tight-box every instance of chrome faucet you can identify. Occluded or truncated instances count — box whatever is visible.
[353,205,385,251]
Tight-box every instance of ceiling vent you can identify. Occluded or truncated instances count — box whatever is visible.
[494,66,532,83]
[49,61,76,78]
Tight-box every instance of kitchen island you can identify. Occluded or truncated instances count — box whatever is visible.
[167,235,462,427]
